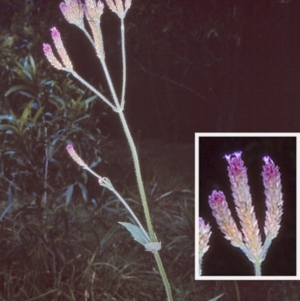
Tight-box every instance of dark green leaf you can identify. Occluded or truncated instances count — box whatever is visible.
[5,84,34,97]
[20,100,34,130]
[64,185,74,207]
[77,182,88,202]
[0,124,20,134]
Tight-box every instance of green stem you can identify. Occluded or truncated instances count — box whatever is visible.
[120,18,126,109]
[154,252,173,301]
[117,110,155,241]
[253,260,261,276]
[118,111,172,300]
[99,57,122,110]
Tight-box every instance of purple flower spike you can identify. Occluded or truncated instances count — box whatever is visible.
[66,145,85,167]
[51,27,60,39]
[49,27,73,70]
[262,156,280,185]
[224,151,262,261]
[43,43,63,70]
[208,190,244,248]
[43,43,51,52]
[224,151,245,177]
[262,156,283,239]
[208,190,226,209]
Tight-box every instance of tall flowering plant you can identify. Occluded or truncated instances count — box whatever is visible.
[208,151,283,276]
[43,1,172,300]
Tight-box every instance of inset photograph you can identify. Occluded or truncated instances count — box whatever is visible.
[195,134,296,279]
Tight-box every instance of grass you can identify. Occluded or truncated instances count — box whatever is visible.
[0,139,194,301]
[0,140,299,301]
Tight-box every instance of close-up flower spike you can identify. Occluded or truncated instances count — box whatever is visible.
[50,27,73,70]
[43,43,64,70]
[59,0,84,28]
[206,151,284,276]
[262,156,283,240]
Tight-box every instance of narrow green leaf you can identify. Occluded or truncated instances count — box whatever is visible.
[84,95,97,108]
[20,100,34,129]
[4,150,16,155]
[89,157,101,168]
[64,185,74,207]
[33,106,44,123]
[0,124,20,134]
[17,68,33,83]
[18,91,35,98]
[47,144,55,159]
[155,190,173,201]
[0,203,14,221]
[208,293,224,301]
[81,171,88,184]
[4,85,33,97]
[49,94,66,110]
[78,182,88,202]
[29,55,36,75]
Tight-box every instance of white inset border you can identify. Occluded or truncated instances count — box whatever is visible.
[195,132,298,280]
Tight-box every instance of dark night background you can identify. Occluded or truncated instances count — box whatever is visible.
[1,0,300,143]
[199,136,296,276]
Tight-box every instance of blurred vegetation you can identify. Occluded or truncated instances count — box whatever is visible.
[0,54,106,205]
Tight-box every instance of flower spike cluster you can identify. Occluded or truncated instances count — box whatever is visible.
[43,27,73,71]
[106,0,132,18]
[208,151,284,276]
